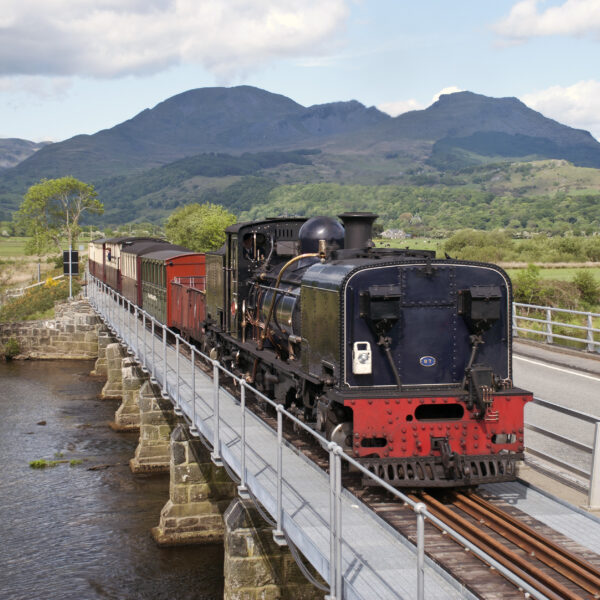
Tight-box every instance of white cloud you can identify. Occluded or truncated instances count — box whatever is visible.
[377,98,421,117]
[0,76,72,98]
[521,80,600,140]
[0,0,349,80]
[495,0,600,42]
[431,86,463,103]
[378,86,464,117]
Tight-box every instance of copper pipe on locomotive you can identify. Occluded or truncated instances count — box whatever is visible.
[256,241,326,352]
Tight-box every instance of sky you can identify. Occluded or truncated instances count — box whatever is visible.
[1,0,600,143]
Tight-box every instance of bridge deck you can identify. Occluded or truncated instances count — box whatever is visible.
[92,289,471,600]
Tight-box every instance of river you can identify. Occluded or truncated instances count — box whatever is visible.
[0,360,223,600]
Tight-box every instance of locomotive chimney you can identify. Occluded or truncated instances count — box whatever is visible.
[338,212,378,249]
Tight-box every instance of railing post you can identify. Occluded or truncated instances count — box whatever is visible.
[142,312,147,372]
[334,446,342,599]
[151,319,156,381]
[126,300,130,348]
[328,442,338,600]
[162,325,167,391]
[273,404,285,545]
[190,348,198,435]
[415,502,426,600]
[135,306,139,359]
[175,335,181,414]
[211,360,222,466]
[512,303,518,338]
[589,422,600,509]
[587,313,595,353]
[546,308,553,344]
[238,381,249,498]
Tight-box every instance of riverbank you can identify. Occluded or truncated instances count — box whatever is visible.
[0,299,100,360]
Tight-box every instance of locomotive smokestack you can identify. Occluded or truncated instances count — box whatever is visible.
[338,213,378,249]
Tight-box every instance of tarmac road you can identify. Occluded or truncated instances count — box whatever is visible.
[512,341,600,480]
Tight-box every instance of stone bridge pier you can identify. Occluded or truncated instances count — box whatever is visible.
[103,349,324,599]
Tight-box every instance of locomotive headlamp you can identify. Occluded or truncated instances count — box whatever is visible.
[352,342,372,374]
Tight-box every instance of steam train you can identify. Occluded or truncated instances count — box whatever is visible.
[89,213,532,488]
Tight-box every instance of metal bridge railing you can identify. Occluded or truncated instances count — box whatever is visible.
[2,274,65,299]
[513,302,600,353]
[525,397,600,509]
[88,276,553,600]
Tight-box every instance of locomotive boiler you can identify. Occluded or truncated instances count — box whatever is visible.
[199,213,532,488]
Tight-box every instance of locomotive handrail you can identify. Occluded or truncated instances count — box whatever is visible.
[88,276,550,600]
[513,302,600,353]
[524,396,600,508]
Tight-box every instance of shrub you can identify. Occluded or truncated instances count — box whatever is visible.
[3,337,20,359]
[0,278,81,322]
[572,270,600,306]
[537,280,581,310]
[513,264,542,304]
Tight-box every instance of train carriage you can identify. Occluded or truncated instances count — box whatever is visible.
[88,237,108,282]
[121,239,170,307]
[140,248,205,327]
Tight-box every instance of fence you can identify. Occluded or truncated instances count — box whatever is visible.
[513,302,600,353]
[2,274,65,299]
[87,275,549,600]
[524,397,600,509]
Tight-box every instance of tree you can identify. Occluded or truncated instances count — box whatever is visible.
[16,177,103,255]
[165,203,236,252]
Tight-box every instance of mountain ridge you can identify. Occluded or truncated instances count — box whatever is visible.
[2,85,600,223]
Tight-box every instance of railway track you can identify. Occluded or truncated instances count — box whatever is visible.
[159,332,600,599]
[410,490,600,600]
[244,390,600,599]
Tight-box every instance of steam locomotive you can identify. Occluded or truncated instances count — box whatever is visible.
[90,213,532,488]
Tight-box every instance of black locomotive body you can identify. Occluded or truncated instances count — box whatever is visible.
[200,213,532,488]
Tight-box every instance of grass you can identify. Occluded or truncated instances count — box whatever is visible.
[0,237,29,257]
[29,459,61,469]
[375,237,446,256]
[506,267,600,281]
[29,458,83,468]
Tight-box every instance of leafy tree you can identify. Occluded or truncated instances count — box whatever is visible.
[165,202,236,252]
[16,177,103,255]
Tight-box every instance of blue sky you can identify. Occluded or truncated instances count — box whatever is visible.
[1,0,599,142]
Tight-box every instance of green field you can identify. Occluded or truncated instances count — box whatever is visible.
[0,237,29,257]
[506,267,600,281]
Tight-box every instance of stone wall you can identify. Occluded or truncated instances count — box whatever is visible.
[224,498,324,600]
[152,424,237,546]
[0,299,104,360]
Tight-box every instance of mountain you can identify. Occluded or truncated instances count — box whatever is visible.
[3,86,388,184]
[0,138,52,170]
[2,86,600,224]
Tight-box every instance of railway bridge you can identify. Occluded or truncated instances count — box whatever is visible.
[87,278,600,600]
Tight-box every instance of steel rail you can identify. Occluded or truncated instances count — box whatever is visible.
[414,492,578,600]
[457,492,600,596]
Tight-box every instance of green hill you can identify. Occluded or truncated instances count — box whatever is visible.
[3,86,600,230]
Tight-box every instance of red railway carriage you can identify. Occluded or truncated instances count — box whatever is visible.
[171,276,206,341]
[140,248,205,328]
[120,239,170,308]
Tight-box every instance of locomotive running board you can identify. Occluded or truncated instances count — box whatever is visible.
[358,452,523,488]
